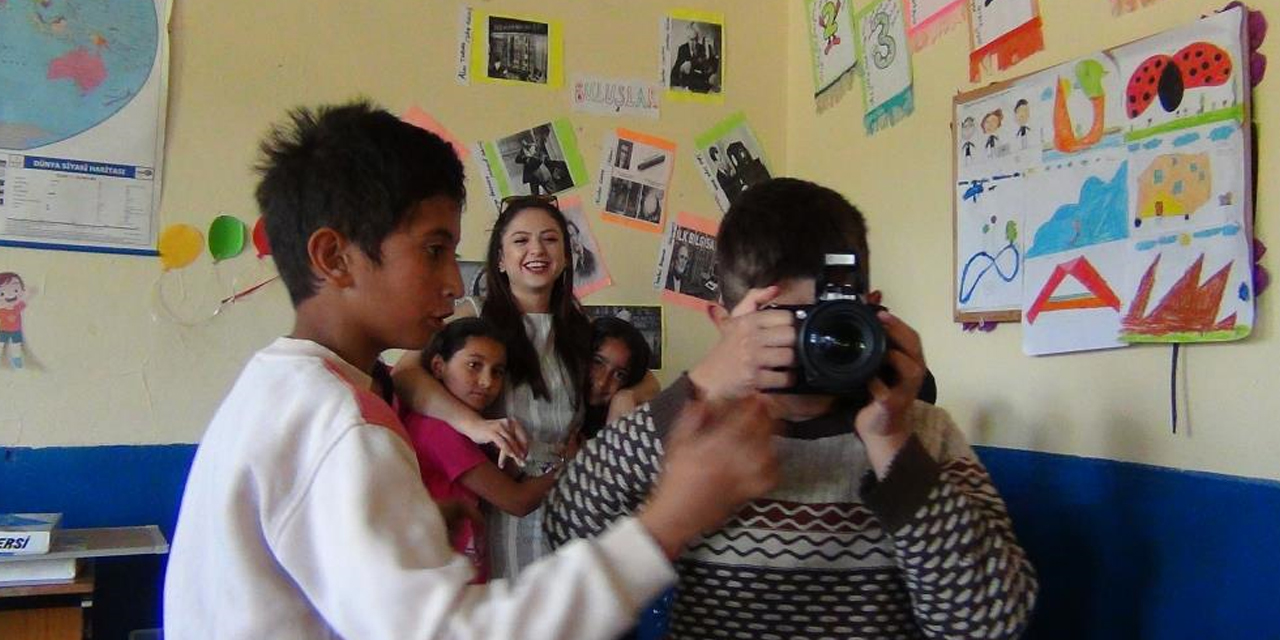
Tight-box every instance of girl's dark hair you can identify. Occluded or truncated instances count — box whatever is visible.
[481,199,590,401]
[590,316,651,388]
[421,317,505,368]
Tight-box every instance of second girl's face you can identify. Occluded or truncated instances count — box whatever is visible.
[588,337,633,407]
[499,207,567,296]
[432,336,507,412]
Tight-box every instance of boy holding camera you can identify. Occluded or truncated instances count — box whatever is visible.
[545,178,1037,639]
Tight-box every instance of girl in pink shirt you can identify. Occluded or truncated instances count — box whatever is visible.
[402,318,575,583]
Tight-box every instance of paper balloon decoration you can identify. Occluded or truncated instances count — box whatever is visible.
[157,224,204,271]
[252,217,271,257]
[208,215,247,261]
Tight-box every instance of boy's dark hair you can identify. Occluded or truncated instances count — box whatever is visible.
[590,316,651,388]
[482,198,591,402]
[422,317,505,367]
[716,177,869,309]
[254,100,465,305]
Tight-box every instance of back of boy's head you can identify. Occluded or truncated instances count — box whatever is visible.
[590,316,651,387]
[716,177,869,309]
[422,317,504,369]
[254,99,465,306]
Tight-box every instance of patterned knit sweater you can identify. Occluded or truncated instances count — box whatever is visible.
[545,377,1038,639]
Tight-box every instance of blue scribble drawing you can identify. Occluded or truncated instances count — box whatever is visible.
[1142,138,1163,150]
[958,243,1021,304]
[1239,282,1250,301]
[1158,235,1178,245]
[1026,161,1130,259]
[1041,86,1054,101]
[1136,240,1158,251]
[964,182,986,202]
[1223,223,1241,236]
[1172,133,1201,147]
[1209,125,1236,141]
[1128,143,1142,152]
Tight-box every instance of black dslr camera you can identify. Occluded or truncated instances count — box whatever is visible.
[771,253,889,397]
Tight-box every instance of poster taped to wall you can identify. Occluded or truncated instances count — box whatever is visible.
[571,75,661,119]
[953,7,1255,355]
[459,8,564,88]
[0,0,170,256]
[662,10,725,103]
[595,129,676,233]
[966,0,1044,82]
[804,0,858,111]
[692,113,772,213]
[476,119,587,209]
[854,0,915,134]
[560,195,612,299]
[654,212,720,310]
[905,0,967,51]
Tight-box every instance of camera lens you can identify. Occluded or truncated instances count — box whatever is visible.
[806,323,866,366]
[797,300,886,394]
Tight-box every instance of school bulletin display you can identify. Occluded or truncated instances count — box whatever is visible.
[952,8,1255,356]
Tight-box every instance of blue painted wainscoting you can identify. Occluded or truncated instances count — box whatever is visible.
[4,443,1278,639]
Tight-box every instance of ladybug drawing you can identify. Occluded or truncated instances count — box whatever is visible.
[1125,42,1232,119]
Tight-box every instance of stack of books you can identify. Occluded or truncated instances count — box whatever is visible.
[0,513,72,585]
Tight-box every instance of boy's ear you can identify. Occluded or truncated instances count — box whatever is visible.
[706,302,730,332]
[307,227,356,288]
[429,354,447,379]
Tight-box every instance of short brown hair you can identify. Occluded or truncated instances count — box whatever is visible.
[715,178,869,308]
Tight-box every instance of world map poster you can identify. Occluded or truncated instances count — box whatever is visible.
[0,0,170,255]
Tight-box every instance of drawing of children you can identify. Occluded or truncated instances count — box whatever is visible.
[1015,99,1031,149]
[960,116,977,160]
[0,272,29,369]
[982,109,1003,158]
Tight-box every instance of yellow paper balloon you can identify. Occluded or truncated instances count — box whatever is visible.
[158,224,204,271]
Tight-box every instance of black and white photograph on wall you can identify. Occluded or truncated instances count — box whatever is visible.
[663,15,724,95]
[487,16,550,84]
[560,196,612,298]
[596,129,677,232]
[694,113,773,212]
[583,304,664,370]
[496,122,577,196]
[655,211,720,310]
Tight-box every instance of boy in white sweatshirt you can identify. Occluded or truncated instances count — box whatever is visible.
[164,101,780,640]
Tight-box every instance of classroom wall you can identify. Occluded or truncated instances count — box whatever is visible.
[0,0,788,449]
[785,0,1280,484]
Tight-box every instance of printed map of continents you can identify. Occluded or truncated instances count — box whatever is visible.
[0,0,159,150]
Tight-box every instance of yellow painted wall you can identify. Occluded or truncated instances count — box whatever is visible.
[0,0,787,446]
[785,0,1280,481]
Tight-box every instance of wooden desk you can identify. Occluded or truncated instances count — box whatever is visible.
[0,564,93,640]
[0,527,168,640]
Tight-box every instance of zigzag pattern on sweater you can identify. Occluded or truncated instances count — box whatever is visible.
[689,538,894,564]
[726,499,878,533]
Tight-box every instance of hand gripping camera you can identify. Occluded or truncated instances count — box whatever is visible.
[771,253,889,397]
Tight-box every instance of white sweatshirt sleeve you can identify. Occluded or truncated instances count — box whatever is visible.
[270,423,675,640]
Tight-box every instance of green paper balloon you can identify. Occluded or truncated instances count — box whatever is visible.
[208,215,247,261]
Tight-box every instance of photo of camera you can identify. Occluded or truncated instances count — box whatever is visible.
[771,253,890,397]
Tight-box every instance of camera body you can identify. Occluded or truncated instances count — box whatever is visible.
[771,253,889,397]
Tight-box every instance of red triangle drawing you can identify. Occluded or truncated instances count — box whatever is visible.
[1026,256,1123,324]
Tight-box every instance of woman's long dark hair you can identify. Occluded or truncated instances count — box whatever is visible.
[481,198,590,402]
